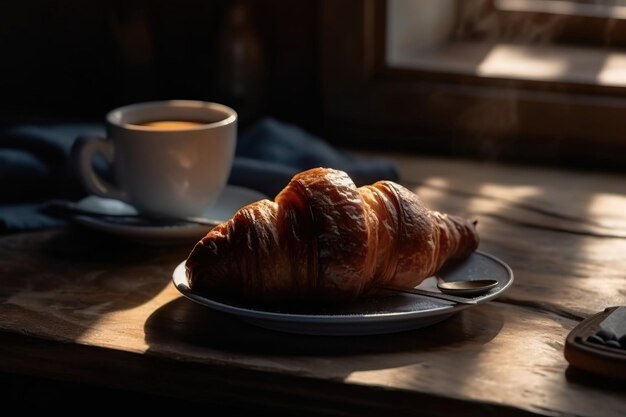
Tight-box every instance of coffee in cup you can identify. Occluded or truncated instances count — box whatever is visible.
[74,100,237,218]
[133,120,207,130]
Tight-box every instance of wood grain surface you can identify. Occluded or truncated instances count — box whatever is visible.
[1,155,625,416]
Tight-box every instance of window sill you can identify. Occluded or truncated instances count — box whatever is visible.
[388,41,626,89]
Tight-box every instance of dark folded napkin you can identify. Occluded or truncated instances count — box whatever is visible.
[0,117,399,233]
[231,118,399,196]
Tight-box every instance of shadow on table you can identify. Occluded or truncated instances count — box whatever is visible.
[144,296,504,372]
[565,366,626,393]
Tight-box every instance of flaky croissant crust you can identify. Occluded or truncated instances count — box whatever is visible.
[186,168,479,302]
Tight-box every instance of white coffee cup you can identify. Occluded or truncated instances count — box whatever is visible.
[75,100,237,218]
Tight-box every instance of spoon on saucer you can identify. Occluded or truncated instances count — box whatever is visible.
[436,277,499,297]
[41,199,221,227]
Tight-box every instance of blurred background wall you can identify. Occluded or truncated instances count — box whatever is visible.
[0,0,323,133]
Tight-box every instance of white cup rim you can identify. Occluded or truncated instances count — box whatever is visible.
[106,100,237,132]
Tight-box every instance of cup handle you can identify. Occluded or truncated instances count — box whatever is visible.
[73,135,126,201]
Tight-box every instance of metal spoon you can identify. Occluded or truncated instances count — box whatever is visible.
[382,277,499,305]
[436,276,499,296]
[381,286,480,304]
[41,199,221,227]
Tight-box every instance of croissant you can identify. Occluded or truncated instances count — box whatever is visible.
[185,167,479,303]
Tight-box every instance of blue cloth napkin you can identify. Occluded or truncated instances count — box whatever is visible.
[0,117,399,233]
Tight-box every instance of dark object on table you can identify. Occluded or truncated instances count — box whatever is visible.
[564,306,626,380]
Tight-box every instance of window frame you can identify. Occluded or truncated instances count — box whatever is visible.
[321,0,626,171]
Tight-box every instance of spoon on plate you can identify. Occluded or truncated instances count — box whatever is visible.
[382,276,499,304]
[436,277,499,297]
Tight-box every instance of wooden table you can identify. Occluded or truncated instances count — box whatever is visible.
[1,155,625,415]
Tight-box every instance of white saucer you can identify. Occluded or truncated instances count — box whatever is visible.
[71,185,267,244]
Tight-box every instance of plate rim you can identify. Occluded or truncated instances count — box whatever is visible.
[171,250,514,323]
